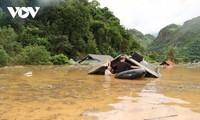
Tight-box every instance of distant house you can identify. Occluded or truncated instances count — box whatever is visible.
[160,59,175,66]
[78,54,114,64]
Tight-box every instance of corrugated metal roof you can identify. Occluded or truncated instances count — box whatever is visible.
[89,54,161,78]
[79,54,114,64]
[88,54,114,62]
[120,55,161,78]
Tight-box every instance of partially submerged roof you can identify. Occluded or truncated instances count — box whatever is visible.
[160,59,175,66]
[128,56,161,78]
[111,54,161,78]
[89,53,161,78]
[78,54,114,64]
[88,65,107,75]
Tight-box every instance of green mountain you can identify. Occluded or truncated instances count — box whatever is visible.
[147,16,200,62]
[129,29,155,48]
[0,0,144,66]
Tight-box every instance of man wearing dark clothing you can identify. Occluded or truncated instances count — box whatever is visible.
[116,61,131,73]
[115,55,140,73]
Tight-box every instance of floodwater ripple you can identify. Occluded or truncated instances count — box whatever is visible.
[0,65,199,119]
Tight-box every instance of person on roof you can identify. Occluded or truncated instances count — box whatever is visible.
[116,55,140,73]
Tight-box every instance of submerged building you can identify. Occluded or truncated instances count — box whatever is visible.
[78,54,114,65]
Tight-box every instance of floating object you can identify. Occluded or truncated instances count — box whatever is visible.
[115,68,146,79]
[24,71,32,77]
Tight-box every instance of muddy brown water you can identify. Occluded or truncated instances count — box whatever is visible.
[0,64,199,120]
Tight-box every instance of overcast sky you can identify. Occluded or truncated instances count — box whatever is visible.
[96,0,200,35]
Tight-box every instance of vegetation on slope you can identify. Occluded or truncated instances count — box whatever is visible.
[0,0,143,66]
[147,17,200,62]
[129,29,155,49]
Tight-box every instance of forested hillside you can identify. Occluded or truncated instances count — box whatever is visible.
[129,29,155,49]
[147,17,200,62]
[0,0,143,66]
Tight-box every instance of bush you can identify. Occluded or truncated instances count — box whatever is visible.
[51,54,70,65]
[0,26,20,56]
[16,45,51,65]
[0,47,9,67]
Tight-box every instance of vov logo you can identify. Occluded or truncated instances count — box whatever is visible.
[7,7,40,19]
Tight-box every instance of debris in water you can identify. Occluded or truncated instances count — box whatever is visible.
[24,71,32,77]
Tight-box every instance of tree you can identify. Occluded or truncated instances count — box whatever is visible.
[183,39,200,62]
[0,47,9,67]
[0,26,21,56]
[48,35,73,56]
[17,27,49,47]
[86,32,99,54]
[51,54,70,65]
[16,45,51,65]
[165,45,176,61]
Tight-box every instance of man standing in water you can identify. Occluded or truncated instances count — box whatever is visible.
[116,55,140,73]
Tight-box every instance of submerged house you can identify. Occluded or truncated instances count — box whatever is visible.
[78,54,114,65]
[160,59,175,66]
[89,52,161,78]
[112,52,161,78]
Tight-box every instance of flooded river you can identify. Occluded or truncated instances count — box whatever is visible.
[0,64,200,120]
